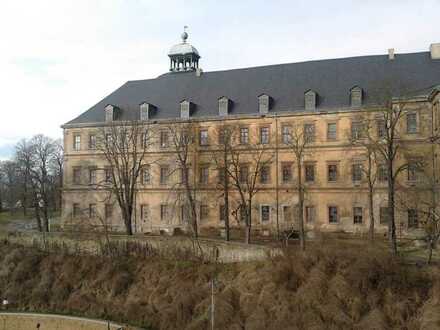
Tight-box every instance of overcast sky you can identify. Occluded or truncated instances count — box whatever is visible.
[1,0,439,159]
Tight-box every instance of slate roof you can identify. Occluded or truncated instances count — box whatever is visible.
[65,51,440,126]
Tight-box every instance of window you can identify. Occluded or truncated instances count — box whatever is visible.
[380,207,389,224]
[240,127,249,144]
[283,205,293,222]
[260,165,270,184]
[105,133,112,145]
[305,164,315,183]
[160,166,169,185]
[282,163,292,183]
[200,205,209,222]
[408,209,418,228]
[239,205,247,222]
[350,86,362,107]
[353,207,363,224]
[199,129,209,146]
[180,204,190,224]
[73,203,80,218]
[239,165,249,183]
[105,204,113,219]
[261,205,270,222]
[258,94,270,114]
[219,205,226,222]
[160,205,169,221]
[141,204,150,221]
[142,166,151,184]
[407,113,417,134]
[218,127,230,145]
[73,168,81,185]
[181,167,190,183]
[305,90,316,110]
[141,131,150,148]
[352,164,362,182]
[378,164,388,182]
[377,119,386,138]
[88,134,96,150]
[140,103,150,121]
[260,127,270,144]
[282,125,291,144]
[104,168,112,183]
[407,162,419,182]
[218,97,229,116]
[305,206,315,223]
[73,134,81,151]
[89,168,97,185]
[199,166,209,184]
[328,164,338,182]
[351,121,363,140]
[217,168,225,184]
[304,123,315,143]
[328,206,338,223]
[160,131,169,148]
[327,123,337,141]
[89,204,96,218]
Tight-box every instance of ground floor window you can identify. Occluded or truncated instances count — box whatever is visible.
[353,207,363,224]
[141,204,150,222]
[105,204,113,219]
[261,205,270,222]
[160,204,169,221]
[200,204,209,222]
[219,205,226,222]
[73,203,80,218]
[380,207,389,224]
[283,205,293,222]
[305,206,315,223]
[328,206,338,223]
[89,204,96,218]
[408,209,418,228]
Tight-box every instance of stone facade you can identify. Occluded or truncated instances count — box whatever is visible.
[62,90,440,236]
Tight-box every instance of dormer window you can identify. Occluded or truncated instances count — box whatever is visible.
[180,100,191,119]
[305,90,316,111]
[105,104,116,122]
[218,97,230,116]
[140,102,154,121]
[258,94,270,114]
[350,86,363,108]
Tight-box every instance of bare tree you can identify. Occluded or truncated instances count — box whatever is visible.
[30,134,57,232]
[348,117,379,240]
[224,125,274,244]
[210,124,233,241]
[96,120,153,235]
[285,123,311,251]
[50,139,64,211]
[165,122,200,239]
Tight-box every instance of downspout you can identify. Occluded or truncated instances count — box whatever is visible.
[275,114,280,240]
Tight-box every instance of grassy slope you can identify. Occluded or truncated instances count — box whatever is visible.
[0,240,439,330]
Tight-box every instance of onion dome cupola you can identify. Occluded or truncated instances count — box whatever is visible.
[168,26,201,72]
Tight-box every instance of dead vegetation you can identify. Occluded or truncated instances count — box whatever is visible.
[0,240,439,330]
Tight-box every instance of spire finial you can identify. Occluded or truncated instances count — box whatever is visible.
[181,26,188,43]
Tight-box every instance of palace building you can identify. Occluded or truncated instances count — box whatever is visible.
[61,31,440,235]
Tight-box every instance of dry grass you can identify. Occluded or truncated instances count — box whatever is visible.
[0,239,439,330]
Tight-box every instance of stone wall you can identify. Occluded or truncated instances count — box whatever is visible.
[0,313,127,330]
[0,231,281,263]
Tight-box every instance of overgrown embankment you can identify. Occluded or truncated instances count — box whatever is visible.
[0,240,439,330]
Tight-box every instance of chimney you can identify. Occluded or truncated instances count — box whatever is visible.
[388,48,395,60]
[430,43,440,60]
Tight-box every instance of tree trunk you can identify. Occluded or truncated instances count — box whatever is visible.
[245,202,251,244]
[34,202,42,232]
[368,186,375,240]
[388,174,397,256]
[297,163,305,251]
[223,151,230,242]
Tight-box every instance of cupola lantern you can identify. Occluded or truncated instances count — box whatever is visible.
[168,27,201,72]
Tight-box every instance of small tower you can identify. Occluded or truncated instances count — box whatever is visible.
[168,27,201,72]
